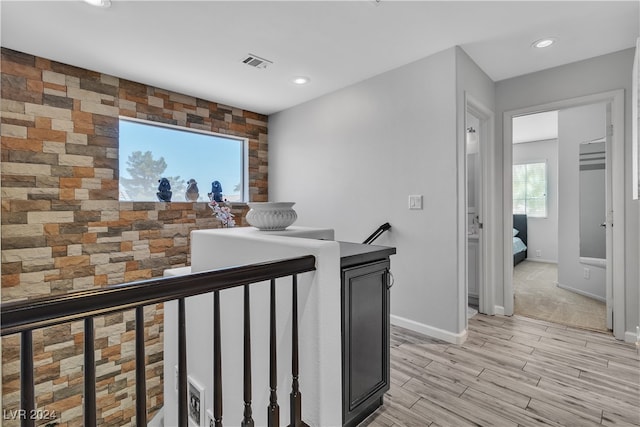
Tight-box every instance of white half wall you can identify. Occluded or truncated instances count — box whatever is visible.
[512,139,559,263]
[163,228,342,427]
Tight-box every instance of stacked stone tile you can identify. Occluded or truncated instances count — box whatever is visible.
[1,48,266,426]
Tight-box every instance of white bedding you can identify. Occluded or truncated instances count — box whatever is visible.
[513,236,527,254]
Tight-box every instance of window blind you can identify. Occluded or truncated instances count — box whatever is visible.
[513,162,547,217]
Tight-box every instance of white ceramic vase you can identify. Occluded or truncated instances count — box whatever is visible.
[245,202,297,231]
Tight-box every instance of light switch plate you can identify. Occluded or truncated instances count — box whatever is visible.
[409,195,423,210]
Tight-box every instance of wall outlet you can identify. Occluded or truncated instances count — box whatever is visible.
[535,249,541,258]
[583,268,590,279]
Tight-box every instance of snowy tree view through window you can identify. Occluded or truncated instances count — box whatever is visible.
[118,118,245,202]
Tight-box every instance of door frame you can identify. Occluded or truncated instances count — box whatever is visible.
[502,89,625,339]
[466,93,495,317]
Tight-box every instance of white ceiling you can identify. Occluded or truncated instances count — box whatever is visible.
[1,1,638,115]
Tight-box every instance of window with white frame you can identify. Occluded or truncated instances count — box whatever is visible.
[513,161,547,217]
[118,118,246,202]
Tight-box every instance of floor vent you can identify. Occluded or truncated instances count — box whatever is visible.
[241,54,273,69]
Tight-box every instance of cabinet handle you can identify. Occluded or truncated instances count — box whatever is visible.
[387,271,395,289]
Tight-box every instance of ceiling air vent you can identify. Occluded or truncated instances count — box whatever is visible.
[241,54,273,70]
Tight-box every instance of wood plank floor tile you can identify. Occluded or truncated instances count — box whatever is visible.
[399,343,485,377]
[468,329,537,355]
[536,377,640,423]
[400,369,468,398]
[403,377,519,427]
[601,411,640,427]
[424,360,531,409]
[446,344,527,370]
[522,360,581,380]
[587,341,640,369]
[360,410,397,427]
[524,398,603,426]
[391,345,433,368]
[368,314,640,426]
[525,363,638,407]
[410,397,478,427]
[479,367,603,422]
[578,369,640,395]
[460,386,562,427]
[369,398,438,427]
[386,382,421,409]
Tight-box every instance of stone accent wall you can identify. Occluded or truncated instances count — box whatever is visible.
[1,48,267,426]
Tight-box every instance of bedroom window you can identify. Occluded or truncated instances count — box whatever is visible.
[513,161,547,217]
[118,118,247,202]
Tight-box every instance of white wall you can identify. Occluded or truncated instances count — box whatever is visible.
[269,47,494,341]
[512,139,559,263]
[558,103,607,300]
[495,48,639,336]
[269,48,463,340]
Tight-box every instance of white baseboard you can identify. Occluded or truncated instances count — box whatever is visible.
[555,282,606,302]
[390,315,467,344]
[526,258,557,264]
[494,305,505,315]
[624,329,639,345]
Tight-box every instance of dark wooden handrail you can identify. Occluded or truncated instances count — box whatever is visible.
[2,254,316,427]
[1,255,316,336]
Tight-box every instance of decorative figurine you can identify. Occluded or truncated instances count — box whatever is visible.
[157,177,172,202]
[208,180,223,202]
[185,179,199,201]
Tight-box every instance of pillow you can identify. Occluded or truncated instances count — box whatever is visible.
[513,228,519,237]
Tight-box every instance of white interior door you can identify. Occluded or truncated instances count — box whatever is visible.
[557,103,609,320]
[604,104,613,329]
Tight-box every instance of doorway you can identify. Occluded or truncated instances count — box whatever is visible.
[511,107,608,332]
[502,90,625,339]
[466,111,482,314]
[465,94,495,321]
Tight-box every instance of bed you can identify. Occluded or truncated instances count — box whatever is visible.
[513,214,528,266]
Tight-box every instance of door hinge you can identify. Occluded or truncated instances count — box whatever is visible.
[607,124,614,137]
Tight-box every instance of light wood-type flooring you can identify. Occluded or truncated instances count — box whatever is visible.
[362,314,640,427]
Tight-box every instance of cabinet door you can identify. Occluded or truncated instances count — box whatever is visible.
[342,260,390,426]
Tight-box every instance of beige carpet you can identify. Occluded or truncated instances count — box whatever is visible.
[513,261,608,332]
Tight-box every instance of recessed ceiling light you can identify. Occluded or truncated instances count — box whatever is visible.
[292,76,310,85]
[84,0,111,8]
[532,38,556,49]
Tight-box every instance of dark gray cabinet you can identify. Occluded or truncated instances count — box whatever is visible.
[340,242,395,427]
